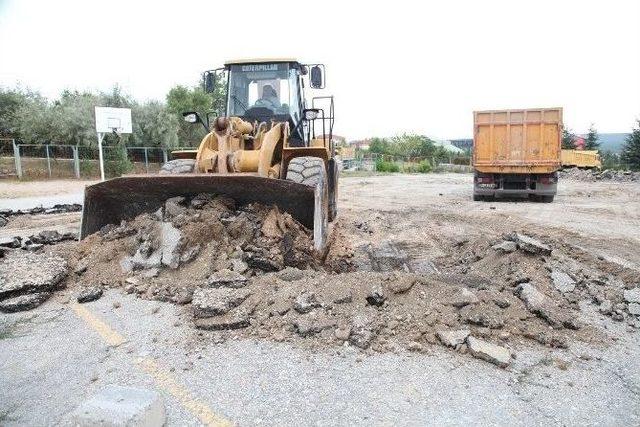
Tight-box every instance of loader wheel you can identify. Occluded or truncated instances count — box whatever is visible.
[159,159,196,174]
[327,158,339,222]
[286,156,328,251]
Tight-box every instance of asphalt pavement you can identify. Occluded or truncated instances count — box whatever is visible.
[1,290,638,426]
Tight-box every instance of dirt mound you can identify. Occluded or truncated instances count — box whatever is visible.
[559,167,640,182]
[53,194,353,304]
[182,230,638,366]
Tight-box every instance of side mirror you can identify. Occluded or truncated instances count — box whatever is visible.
[310,65,324,89]
[182,111,210,132]
[204,72,215,93]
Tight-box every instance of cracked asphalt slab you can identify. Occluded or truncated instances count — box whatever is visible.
[1,290,638,426]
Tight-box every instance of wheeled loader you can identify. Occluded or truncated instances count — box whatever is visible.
[80,58,337,250]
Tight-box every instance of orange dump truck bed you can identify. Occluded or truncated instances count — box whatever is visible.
[561,149,602,169]
[473,108,562,174]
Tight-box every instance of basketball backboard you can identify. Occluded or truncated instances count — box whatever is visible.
[95,107,132,134]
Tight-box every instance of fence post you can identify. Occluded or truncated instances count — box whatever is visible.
[144,147,149,173]
[13,140,23,179]
[162,149,168,164]
[73,145,80,179]
[45,144,52,178]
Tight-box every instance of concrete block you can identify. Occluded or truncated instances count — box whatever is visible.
[68,385,165,426]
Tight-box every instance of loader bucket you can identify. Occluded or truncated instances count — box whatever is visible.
[80,174,327,249]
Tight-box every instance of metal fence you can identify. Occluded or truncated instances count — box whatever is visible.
[340,152,473,173]
[0,139,186,179]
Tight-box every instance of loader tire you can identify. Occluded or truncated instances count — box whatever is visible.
[327,158,338,222]
[159,159,196,174]
[286,156,328,251]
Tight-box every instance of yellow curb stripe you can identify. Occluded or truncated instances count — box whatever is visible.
[137,357,233,427]
[70,303,125,347]
[70,302,232,427]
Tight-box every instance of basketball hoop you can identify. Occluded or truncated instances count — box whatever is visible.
[95,107,132,181]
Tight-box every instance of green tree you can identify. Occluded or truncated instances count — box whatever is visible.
[99,85,134,109]
[600,150,621,170]
[14,93,58,143]
[584,124,599,150]
[51,90,101,146]
[0,87,34,138]
[561,127,576,149]
[130,101,179,148]
[368,137,390,155]
[620,120,640,170]
[0,87,51,141]
[2,80,221,149]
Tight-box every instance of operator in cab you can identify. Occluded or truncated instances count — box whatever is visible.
[254,84,281,110]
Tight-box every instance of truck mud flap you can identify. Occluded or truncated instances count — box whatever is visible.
[80,174,317,243]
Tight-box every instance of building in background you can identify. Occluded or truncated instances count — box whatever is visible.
[573,135,586,149]
[433,139,465,154]
[450,138,473,152]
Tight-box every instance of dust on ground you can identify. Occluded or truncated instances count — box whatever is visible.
[2,173,640,368]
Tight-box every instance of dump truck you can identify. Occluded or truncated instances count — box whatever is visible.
[472,107,562,202]
[81,58,337,250]
[561,149,601,169]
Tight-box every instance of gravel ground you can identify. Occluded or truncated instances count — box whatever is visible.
[0,179,96,199]
[1,173,640,426]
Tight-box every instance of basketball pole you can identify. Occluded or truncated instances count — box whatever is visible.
[97,131,105,181]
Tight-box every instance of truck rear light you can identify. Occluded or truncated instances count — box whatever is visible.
[475,173,494,184]
[539,175,557,184]
[477,176,494,184]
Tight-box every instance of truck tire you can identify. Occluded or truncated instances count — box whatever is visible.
[473,194,483,201]
[539,195,554,203]
[327,158,339,222]
[286,156,328,251]
[159,159,196,174]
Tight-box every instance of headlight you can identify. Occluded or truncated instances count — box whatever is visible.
[304,110,319,120]
[184,113,198,123]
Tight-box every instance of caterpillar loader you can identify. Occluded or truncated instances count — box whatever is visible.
[80,58,337,250]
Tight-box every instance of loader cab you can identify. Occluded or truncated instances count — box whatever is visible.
[204,59,333,148]
[226,61,302,130]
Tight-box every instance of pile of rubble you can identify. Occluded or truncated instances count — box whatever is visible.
[151,228,636,368]
[0,204,82,228]
[0,230,77,252]
[57,193,348,304]
[0,251,67,312]
[559,167,640,182]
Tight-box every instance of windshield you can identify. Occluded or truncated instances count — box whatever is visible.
[227,63,298,117]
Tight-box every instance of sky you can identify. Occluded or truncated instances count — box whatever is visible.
[1,0,639,140]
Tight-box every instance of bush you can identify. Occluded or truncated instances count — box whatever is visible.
[417,160,432,173]
[375,159,400,172]
[104,146,133,178]
[400,160,432,174]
